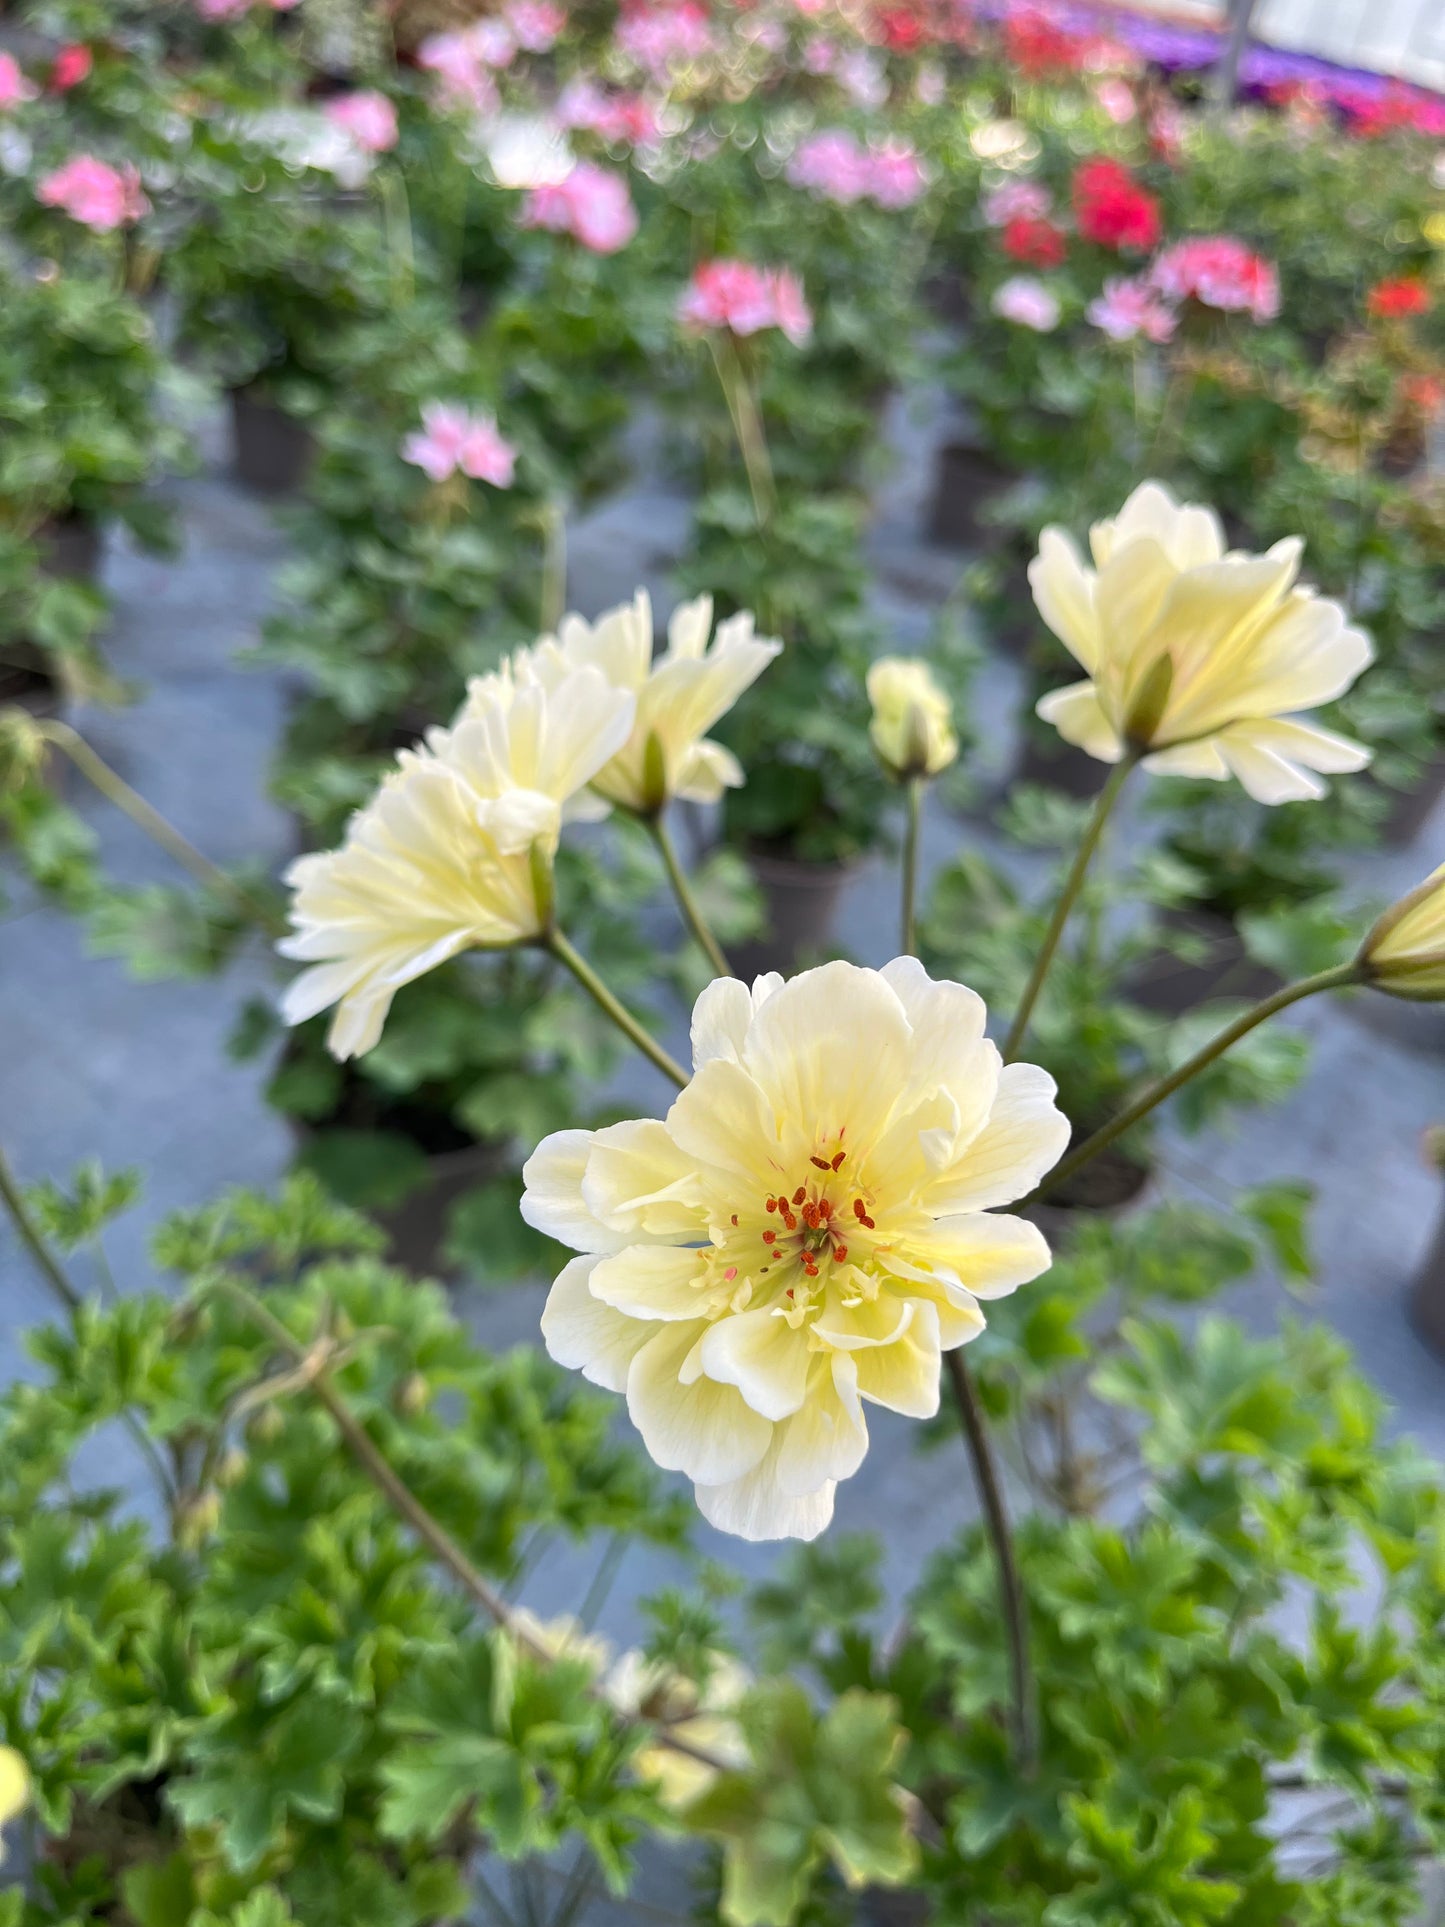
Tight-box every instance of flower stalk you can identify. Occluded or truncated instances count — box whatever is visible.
[901,776,924,958]
[709,333,777,528]
[1023,959,1362,1205]
[545,926,689,1089]
[1002,751,1138,1063]
[648,812,734,980]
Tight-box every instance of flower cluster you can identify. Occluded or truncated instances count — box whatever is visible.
[1032,481,1373,802]
[1087,274,1177,343]
[0,52,36,109]
[615,0,716,80]
[521,162,639,254]
[1150,236,1280,322]
[401,404,517,487]
[280,593,779,1055]
[1001,215,1067,268]
[323,91,398,155]
[526,959,1068,1540]
[1072,157,1162,251]
[556,79,660,147]
[992,276,1061,332]
[678,259,813,344]
[36,155,149,231]
[785,130,926,209]
[1368,275,1432,320]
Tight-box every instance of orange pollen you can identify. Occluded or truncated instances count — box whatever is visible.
[792,1186,807,1206]
[818,1198,833,1219]
[809,1155,831,1171]
[765,1197,777,1213]
[831,1150,846,1170]
[762,1230,776,1245]
[833,1242,848,1262]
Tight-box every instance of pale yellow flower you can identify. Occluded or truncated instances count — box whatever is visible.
[525,590,781,813]
[280,662,633,1058]
[1031,481,1373,804]
[607,1649,751,1808]
[867,656,959,779]
[523,959,1068,1542]
[0,1746,29,1863]
[1359,863,1445,1000]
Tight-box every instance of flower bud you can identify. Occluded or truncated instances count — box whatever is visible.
[866,657,958,780]
[215,1446,249,1489]
[393,1370,431,1418]
[0,1745,30,1849]
[1357,863,1445,1000]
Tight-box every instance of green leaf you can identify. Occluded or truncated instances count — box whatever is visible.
[296,1129,432,1210]
[1240,1181,1315,1282]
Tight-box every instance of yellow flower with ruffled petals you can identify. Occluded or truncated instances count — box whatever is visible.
[523,959,1068,1542]
[1031,481,1373,804]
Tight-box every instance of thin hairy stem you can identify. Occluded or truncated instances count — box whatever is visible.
[547,928,688,1090]
[945,1350,1038,1774]
[650,814,733,979]
[1024,962,1361,1205]
[0,1145,176,1505]
[709,334,776,528]
[1003,752,1137,1063]
[901,777,923,958]
[214,1276,729,1775]
[34,720,283,937]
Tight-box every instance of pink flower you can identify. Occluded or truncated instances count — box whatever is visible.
[1151,236,1279,324]
[402,403,516,487]
[325,90,398,153]
[836,46,886,108]
[1087,274,1176,343]
[0,53,37,109]
[981,178,1052,228]
[678,259,813,345]
[522,161,638,253]
[50,44,92,92]
[788,130,869,204]
[556,79,660,147]
[36,155,149,231]
[1094,77,1136,123]
[615,1,715,79]
[869,140,926,209]
[991,275,1060,331]
[802,35,838,74]
[506,1,566,51]
[417,29,502,112]
[197,0,297,17]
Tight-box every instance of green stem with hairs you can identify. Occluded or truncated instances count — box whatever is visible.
[1023,961,1362,1205]
[32,720,284,937]
[1002,752,1138,1064]
[546,927,688,1090]
[901,777,924,958]
[650,813,733,980]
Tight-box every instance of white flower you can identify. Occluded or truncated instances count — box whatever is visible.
[1031,481,1373,803]
[279,664,633,1058]
[524,960,1068,1542]
[1360,864,1445,1000]
[527,590,781,813]
[867,656,959,779]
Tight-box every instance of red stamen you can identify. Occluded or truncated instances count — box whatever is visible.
[762,1230,776,1245]
[810,1155,831,1171]
[833,1242,848,1262]
[724,1266,737,1282]
[793,1186,806,1206]
[818,1198,833,1219]
[853,1198,867,1220]
[831,1151,846,1170]
[766,1197,777,1213]
[730,1214,738,1226]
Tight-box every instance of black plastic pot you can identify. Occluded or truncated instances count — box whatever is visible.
[732,849,858,978]
[229,385,315,495]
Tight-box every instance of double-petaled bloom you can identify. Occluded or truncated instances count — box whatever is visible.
[528,590,781,813]
[524,960,1068,1542]
[279,659,634,1058]
[1031,482,1374,804]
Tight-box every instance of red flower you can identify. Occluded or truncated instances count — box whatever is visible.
[1072,157,1161,252]
[50,43,92,91]
[1399,373,1445,416]
[877,9,925,52]
[1004,10,1084,77]
[1368,275,1432,320]
[1002,215,1067,268]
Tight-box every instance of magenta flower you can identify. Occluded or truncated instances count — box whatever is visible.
[869,140,927,209]
[991,275,1061,332]
[0,52,37,109]
[678,260,813,346]
[324,91,398,154]
[1150,237,1280,323]
[1087,274,1177,343]
[522,162,638,254]
[981,179,1053,228]
[402,404,517,487]
[37,155,149,231]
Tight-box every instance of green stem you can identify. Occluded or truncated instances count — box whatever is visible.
[1024,961,1361,1205]
[709,333,776,528]
[0,1144,176,1506]
[541,496,567,635]
[649,814,732,980]
[945,1350,1038,1774]
[546,927,688,1090]
[33,720,284,938]
[1002,753,1138,1064]
[901,777,923,958]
